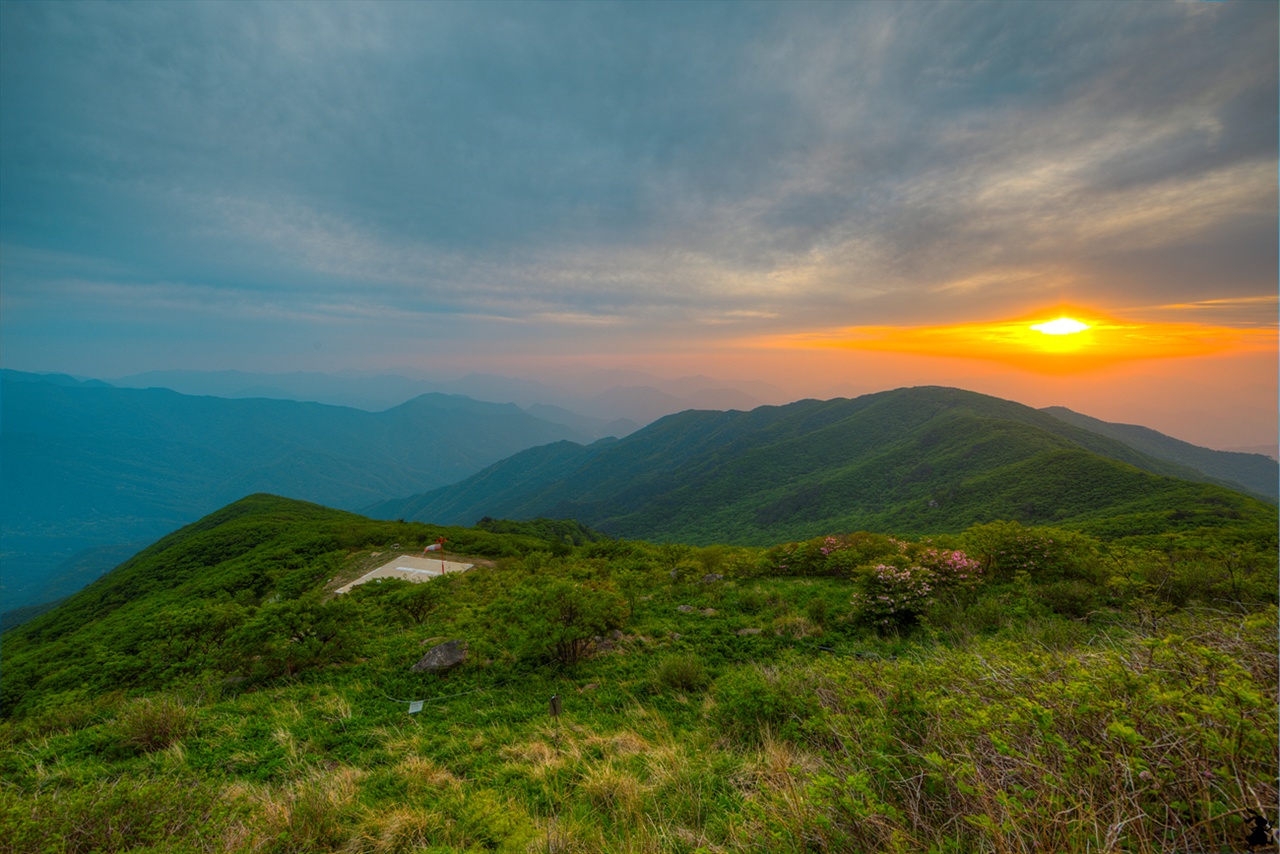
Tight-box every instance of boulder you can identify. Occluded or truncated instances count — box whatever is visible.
[411,639,468,673]
[700,573,724,583]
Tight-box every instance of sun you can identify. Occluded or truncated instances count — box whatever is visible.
[1030,317,1090,336]
[1018,314,1097,355]
[745,305,1275,374]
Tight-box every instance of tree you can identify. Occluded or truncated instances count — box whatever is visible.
[496,576,629,666]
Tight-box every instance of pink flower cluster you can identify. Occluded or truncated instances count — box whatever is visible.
[916,547,983,588]
[819,536,844,556]
[851,563,936,627]
[851,547,983,628]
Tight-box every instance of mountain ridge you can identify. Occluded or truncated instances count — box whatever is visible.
[369,386,1277,544]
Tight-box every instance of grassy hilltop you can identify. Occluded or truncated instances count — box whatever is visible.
[2,494,1276,853]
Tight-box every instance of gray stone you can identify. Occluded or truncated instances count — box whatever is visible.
[736,628,762,636]
[411,639,468,673]
[700,573,724,583]
[677,605,695,613]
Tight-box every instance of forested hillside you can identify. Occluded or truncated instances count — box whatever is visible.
[2,494,1275,853]
[370,387,1278,544]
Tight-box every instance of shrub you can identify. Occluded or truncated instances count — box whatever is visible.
[711,661,824,744]
[767,532,902,578]
[1039,579,1099,619]
[653,653,710,693]
[116,695,197,753]
[963,520,1102,583]
[0,773,228,854]
[850,546,984,631]
[495,575,630,666]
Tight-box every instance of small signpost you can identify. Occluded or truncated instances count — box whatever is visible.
[549,694,562,718]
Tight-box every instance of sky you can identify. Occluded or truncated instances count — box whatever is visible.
[1,1,1276,450]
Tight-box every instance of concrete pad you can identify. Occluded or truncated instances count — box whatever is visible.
[335,554,473,595]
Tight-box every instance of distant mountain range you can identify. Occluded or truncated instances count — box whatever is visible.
[107,367,784,433]
[0,370,591,610]
[4,374,1275,615]
[368,386,1278,545]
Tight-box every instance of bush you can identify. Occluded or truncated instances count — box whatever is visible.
[1039,579,1099,618]
[116,695,197,753]
[767,533,902,578]
[494,574,630,666]
[653,653,710,693]
[711,661,824,744]
[850,546,984,631]
[963,520,1102,583]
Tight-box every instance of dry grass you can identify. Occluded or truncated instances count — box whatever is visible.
[223,765,365,853]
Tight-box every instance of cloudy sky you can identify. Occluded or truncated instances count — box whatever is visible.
[1,1,1275,448]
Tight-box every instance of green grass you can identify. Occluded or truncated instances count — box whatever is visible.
[1,496,1275,853]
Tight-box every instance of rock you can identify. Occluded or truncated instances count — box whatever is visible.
[578,683,600,693]
[677,605,695,613]
[411,639,468,673]
[700,573,723,583]
[702,608,717,616]
[736,628,761,636]
[670,569,679,580]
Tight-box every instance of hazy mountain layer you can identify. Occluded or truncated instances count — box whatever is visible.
[0,372,588,610]
[1040,406,1277,500]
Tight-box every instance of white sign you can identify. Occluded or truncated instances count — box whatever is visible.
[408,700,424,714]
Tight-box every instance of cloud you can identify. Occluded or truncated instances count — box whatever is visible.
[0,0,1274,370]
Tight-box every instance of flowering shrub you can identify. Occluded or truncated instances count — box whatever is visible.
[851,563,936,630]
[767,532,902,577]
[915,547,983,590]
[851,546,984,630]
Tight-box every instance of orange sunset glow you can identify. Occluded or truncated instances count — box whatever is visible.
[750,309,1277,374]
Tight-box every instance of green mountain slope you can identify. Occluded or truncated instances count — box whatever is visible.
[2,490,1274,854]
[0,372,589,610]
[1040,405,1278,500]
[0,494,576,715]
[371,387,1277,543]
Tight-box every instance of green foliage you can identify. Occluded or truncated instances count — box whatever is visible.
[227,593,363,678]
[710,659,825,744]
[378,387,1279,547]
[962,520,1102,582]
[0,773,232,854]
[115,695,197,753]
[652,653,710,693]
[475,516,609,547]
[491,571,630,666]
[1,495,1275,854]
